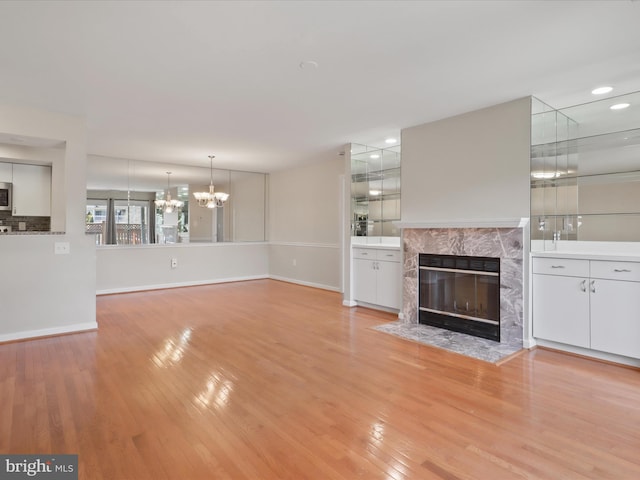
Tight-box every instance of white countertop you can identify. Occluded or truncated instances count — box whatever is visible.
[352,244,400,251]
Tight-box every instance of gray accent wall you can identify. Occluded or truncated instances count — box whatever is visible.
[401,97,531,224]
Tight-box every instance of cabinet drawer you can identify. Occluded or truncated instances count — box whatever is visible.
[376,249,401,262]
[532,257,589,277]
[353,248,376,260]
[353,247,401,262]
[590,260,640,282]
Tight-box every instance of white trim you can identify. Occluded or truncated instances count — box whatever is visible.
[0,322,98,344]
[343,300,358,307]
[395,218,529,229]
[354,300,400,314]
[536,339,640,368]
[96,241,268,251]
[268,241,340,249]
[96,275,269,295]
[269,275,340,292]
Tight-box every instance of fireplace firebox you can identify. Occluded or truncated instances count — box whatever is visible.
[419,253,500,341]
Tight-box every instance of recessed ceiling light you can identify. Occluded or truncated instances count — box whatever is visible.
[370,154,380,159]
[610,103,630,110]
[591,86,613,95]
[385,138,397,144]
[532,171,562,179]
[369,190,381,196]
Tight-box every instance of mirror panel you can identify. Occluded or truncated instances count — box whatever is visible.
[350,143,401,238]
[86,156,266,245]
[530,91,640,246]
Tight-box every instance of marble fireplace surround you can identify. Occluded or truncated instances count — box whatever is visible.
[402,227,524,350]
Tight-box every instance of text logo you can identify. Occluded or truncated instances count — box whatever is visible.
[0,455,77,480]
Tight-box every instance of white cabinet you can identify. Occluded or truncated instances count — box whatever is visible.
[533,256,640,359]
[353,247,401,309]
[0,162,12,183]
[12,164,51,216]
[533,272,590,348]
[590,262,640,359]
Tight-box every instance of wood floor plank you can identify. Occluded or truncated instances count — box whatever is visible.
[1,279,640,479]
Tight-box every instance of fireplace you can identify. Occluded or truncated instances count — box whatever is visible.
[402,227,523,350]
[419,253,500,341]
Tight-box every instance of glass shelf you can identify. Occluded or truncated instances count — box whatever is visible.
[351,143,401,238]
[530,91,640,248]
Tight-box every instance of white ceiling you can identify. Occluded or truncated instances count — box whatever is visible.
[0,0,639,173]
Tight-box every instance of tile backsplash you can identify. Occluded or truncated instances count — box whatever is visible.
[0,211,50,231]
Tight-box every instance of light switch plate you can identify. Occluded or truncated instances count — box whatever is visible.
[54,242,70,255]
[18,222,26,231]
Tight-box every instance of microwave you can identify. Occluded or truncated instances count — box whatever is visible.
[0,182,12,211]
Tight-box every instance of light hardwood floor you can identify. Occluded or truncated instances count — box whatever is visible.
[1,279,640,479]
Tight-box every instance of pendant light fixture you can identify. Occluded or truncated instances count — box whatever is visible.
[193,155,229,208]
[155,172,184,213]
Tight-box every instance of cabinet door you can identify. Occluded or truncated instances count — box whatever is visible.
[12,164,51,216]
[590,279,640,359]
[353,258,377,305]
[376,260,401,309]
[533,274,590,348]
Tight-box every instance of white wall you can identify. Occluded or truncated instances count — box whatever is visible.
[401,97,531,224]
[0,104,96,342]
[268,155,343,291]
[96,243,268,294]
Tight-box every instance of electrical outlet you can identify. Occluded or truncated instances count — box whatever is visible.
[292,258,297,267]
[54,242,70,255]
[171,258,178,269]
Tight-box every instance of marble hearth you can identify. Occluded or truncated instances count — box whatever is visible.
[402,227,524,351]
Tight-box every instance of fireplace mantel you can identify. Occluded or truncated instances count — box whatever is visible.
[395,218,529,229]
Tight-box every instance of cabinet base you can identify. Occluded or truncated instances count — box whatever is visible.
[535,338,640,368]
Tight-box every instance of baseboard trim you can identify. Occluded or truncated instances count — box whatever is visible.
[353,300,400,314]
[96,275,270,295]
[0,322,98,344]
[535,339,640,368]
[343,300,358,307]
[268,275,340,292]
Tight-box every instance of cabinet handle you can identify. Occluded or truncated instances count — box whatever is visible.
[580,280,586,292]
[613,269,631,273]
[590,280,596,293]
[550,265,565,269]
[361,252,368,255]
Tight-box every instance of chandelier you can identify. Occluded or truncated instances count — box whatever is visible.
[193,155,229,208]
[155,172,184,213]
